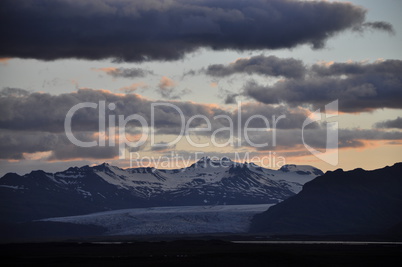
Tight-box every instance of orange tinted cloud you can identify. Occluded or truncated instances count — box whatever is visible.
[92,67,117,73]
[72,87,127,97]
[0,58,12,64]
[315,60,335,67]
[119,82,149,93]
[159,76,176,89]
[23,151,52,160]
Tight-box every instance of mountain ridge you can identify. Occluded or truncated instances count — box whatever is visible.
[0,157,323,223]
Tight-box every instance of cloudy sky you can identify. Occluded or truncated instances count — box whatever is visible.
[0,0,401,176]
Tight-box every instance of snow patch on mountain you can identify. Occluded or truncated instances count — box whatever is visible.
[0,185,25,190]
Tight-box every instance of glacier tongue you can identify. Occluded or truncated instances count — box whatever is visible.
[41,204,274,235]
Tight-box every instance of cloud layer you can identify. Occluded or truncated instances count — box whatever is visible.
[1,87,401,160]
[0,88,315,159]
[0,88,311,133]
[243,59,402,112]
[204,55,306,79]
[374,117,402,129]
[0,0,390,62]
[94,67,154,78]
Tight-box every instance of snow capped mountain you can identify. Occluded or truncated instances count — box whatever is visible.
[0,157,323,223]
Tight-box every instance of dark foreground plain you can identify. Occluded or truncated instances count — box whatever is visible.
[2,240,402,266]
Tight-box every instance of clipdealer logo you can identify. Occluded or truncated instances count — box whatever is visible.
[302,100,339,166]
[64,100,339,167]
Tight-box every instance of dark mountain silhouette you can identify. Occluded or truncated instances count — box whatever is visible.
[250,163,402,235]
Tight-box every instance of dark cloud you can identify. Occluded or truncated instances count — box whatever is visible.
[0,130,118,160]
[154,76,192,100]
[0,87,317,159]
[243,59,402,112]
[359,22,395,34]
[204,55,306,79]
[150,142,176,152]
[310,60,402,76]
[224,93,240,105]
[0,130,56,160]
[3,86,400,160]
[374,117,402,129]
[0,87,200,133]
[0,87,312,132]
[238,103,314,130]
[0,87,30,97]
[156,87,179,100]
[95,67,154,78]
[337,129,402,147]
[217,88,239,105]
[50,139,119,160]
[157,76,179,99]
[241,128,402,151]
[156,87,192,100]
[0,0,385,62]
[0,88,104,132]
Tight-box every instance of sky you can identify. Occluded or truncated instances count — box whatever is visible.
[0,0,401,176]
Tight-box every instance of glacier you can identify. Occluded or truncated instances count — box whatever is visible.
[41,204,275,236]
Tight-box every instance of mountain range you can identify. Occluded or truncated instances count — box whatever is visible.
[0,157,322,223]
[2,159,402,240]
